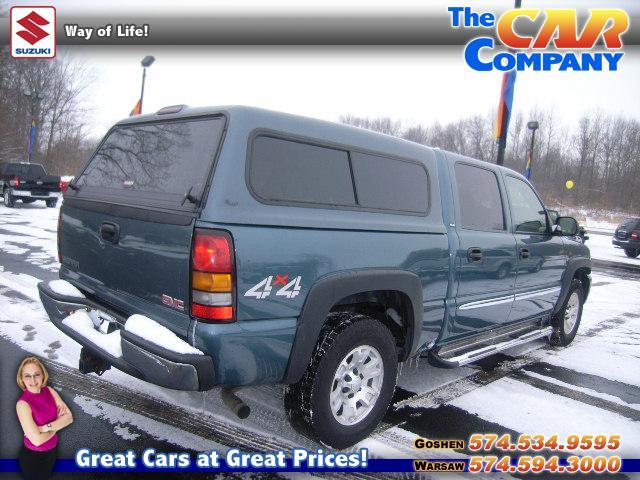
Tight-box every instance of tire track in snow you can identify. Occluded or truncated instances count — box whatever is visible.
[521,362,640,406]
[510,370,640,422]
[42,359,389,480]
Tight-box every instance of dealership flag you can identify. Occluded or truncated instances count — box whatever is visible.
[129,98,142,116]
[27,119,36,156]
[493,70,517,145]
[523,151,532,179]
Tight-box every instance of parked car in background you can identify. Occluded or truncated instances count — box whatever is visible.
[1,162,63,208]
[612,217,640,258]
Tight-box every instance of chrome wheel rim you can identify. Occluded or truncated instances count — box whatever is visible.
[564,292,580,332]
[330,345,384,426]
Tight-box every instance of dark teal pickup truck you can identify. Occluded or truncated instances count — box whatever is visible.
[38,105,591,447]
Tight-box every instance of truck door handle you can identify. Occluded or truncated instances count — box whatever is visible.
[520,248,530,259]
[467,248,483,262]
[100,222,120,244]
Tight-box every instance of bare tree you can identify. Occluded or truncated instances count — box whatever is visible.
[0,52,93,174]
[339,108,640,213]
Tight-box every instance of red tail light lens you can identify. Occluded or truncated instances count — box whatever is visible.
[193,234,231,273]
[191,304,233,321]
[9,175,20,187]
[191,230,235,322]
[59,180,69,192]
[632,231,639,241]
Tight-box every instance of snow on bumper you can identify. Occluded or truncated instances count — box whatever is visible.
[38,280,215,391]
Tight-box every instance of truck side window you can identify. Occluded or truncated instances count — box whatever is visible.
[454,163,505,231]
[351,152,429,213]
[250,136,356,207]
[505,176,548,234]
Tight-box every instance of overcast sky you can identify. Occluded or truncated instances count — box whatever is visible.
[70,45,639,139]
[35,0,638,139]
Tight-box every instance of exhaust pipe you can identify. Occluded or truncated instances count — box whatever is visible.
[221,388,250,419]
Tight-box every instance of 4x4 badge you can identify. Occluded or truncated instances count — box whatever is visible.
[245,275,302,299]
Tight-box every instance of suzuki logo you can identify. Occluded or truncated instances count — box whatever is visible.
[16,11,50,45]
[10,7,56,59]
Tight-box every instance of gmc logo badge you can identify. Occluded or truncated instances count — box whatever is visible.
[162,294,184,311]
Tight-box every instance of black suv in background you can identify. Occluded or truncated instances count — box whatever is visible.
[613,217,640,257]
[1,162,62,208]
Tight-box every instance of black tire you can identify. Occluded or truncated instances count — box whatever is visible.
[284,313,397,448]
[46,198,58,208]
[550,279,584,346]
[3,188,15,208]
[624,248,639,258]
[22,198,36,204]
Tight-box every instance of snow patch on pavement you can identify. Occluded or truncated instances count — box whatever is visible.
[73,395,223,452]
[588,232,640,266]
[450,377,640,457]
[538,273,640,387]
[113,424,140,441]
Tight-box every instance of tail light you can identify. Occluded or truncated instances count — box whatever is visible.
[9,175,20,187]
[190,229,235,322]
[632,231,639,241]
[59,180,70,192]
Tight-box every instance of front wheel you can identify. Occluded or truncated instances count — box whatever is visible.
[550,279,584,346]
[624,248,639,258]
[284,313,397,448]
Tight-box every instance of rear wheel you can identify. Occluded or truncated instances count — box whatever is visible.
[284,313,397,448]
[46,198,58,208]
[3,189,15,208]
[624,248,639,258]
[550,279,584,346]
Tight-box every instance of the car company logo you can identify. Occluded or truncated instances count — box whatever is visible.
[10,6,56,58]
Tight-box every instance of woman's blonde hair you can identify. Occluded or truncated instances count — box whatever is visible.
[16,357,48,391]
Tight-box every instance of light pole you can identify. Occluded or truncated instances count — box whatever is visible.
[524,120,539,181]
[24,89,43,163]
[139,55,155,114]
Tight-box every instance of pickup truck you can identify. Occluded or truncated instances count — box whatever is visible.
[38,105,591,448]
[1,162,62,208]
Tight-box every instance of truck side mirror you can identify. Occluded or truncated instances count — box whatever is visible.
[556,217,578,236]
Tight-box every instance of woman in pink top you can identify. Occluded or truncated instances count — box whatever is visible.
[16,357,73,480]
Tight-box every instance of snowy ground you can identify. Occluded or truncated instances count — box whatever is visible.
[588,231,640,266]
[1,201,639,477]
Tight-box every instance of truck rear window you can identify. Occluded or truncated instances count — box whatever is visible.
[76,116,225,210]
[3,163,46,177]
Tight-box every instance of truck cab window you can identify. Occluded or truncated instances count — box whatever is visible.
[454,163,505,231]
[505,176,548,234]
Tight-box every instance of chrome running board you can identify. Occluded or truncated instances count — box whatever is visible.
[430,327,553,367]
